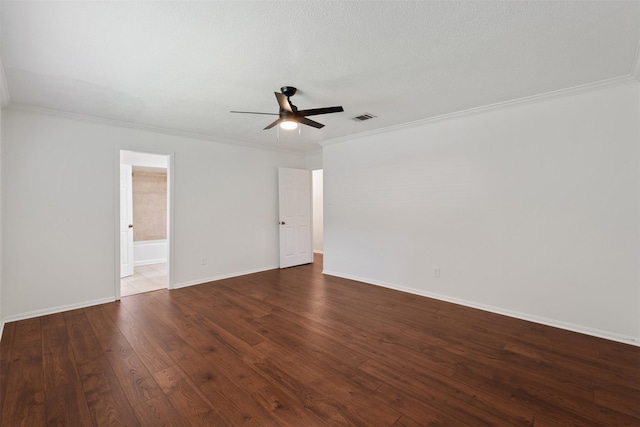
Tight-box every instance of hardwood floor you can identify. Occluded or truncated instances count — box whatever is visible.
[1,254,639,426]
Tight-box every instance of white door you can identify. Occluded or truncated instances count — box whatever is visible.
[120,164,134,278]
[278,168,313,268]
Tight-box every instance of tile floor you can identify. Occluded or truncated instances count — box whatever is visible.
[121,262,167,296]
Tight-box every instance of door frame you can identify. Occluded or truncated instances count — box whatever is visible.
[311,168,323,256]
[114,149,175,300]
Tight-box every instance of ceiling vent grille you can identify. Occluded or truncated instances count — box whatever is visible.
[350,113,377,122]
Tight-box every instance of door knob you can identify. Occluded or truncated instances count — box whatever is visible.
[128,224,134,228]
[279,221,285,225]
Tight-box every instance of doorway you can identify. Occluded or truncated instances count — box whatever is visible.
[277,168,323,268]
[312,169,323,256]
[118,150,171,297]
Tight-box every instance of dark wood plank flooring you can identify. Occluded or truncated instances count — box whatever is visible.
[1,254,639,426]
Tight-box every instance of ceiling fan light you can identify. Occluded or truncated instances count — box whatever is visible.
[280,120,298,130]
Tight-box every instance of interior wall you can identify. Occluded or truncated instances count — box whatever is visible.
[0,15,5,337]
[121,150,168,168]
[312,169,323,253]
[305,150,322,170]
[1,108,305,320]
[0,102,3,332]
[323,82,640,344]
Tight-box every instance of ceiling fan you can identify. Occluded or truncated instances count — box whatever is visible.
[230,86,344,130]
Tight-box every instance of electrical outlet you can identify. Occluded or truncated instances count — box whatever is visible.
[201,257,207,265]
[433,267,440,278]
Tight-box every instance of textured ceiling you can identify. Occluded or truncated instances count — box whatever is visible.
[2,1,639,152]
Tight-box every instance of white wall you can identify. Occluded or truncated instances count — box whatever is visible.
[0,19,5,337]
[323,82,640,344]
[312,169,323,253]
[121,150,168,168]
[305,150,322,170]
[1,108,305,320]
[0,101,3,334]
[0,53,6,336]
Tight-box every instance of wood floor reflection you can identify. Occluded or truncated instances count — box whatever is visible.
[1,254,638,426]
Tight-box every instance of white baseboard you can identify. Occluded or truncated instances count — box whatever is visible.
[134,258,167,267]
[313,250,324,254]
[5,267,634,348]
[0,265,279,337]
[1,297,115,327]
[172,265,279,290]
[322,270,640,347]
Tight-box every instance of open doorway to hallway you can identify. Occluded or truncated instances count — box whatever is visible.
[312,169,323,256]
[119,150,170,296]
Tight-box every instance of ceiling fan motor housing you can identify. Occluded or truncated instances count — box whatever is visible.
[281,86,297,97]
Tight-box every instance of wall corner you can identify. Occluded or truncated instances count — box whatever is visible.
[0,55,10,108]
[305,149,323,170]
[632,41,640,82]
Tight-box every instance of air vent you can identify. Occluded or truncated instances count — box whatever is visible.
[350,113,377,122]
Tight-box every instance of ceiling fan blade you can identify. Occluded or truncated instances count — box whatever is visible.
[297,106,344,117]
[298,117,324,129]
[264,118,282,130]
[275,92,294,113]
[230,111,278,115]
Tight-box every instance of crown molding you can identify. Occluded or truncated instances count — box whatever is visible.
[6,69,637,152]
[320,75,637,148]
[0,56,11,107]
[6,104,308,155]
